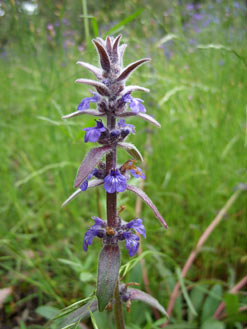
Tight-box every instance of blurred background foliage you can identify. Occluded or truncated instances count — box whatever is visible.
[0,0,246,328]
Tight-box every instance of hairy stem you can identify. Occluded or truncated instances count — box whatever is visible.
[114,280,125,329]
[106,114,125,328]
[106,114,117,228]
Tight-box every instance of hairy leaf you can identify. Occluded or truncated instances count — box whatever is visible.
[118,112,161,128]
[74,146,112,188]
[129,288,168,317]
[113,34,122,52]
[121,85,150,94]
[58,299,98,329]
[119,44,127,66]
[137,113,161,127]
[75,78,110,96]
[116,58,151,82]
[62,179,104,207]
[126,184,168,228]
[96,245,121,312]
[76,61,103,80]
[62,110,104,120]
[93,39,111,72]
[117,142,143,162]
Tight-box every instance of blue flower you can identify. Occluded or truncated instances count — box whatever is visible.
[118,119,136,134]
[80,179,89,191]
[77,91,99,111]
[120,218,146,256]
[104,169,127,193]
[79,168,99,192]
[127,218,146,238]
[122,94,146,113]
[123,232,140,257]
[83,217,106,251]
[83,120,106,143]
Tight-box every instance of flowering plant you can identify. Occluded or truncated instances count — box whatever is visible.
[61,35,168,328]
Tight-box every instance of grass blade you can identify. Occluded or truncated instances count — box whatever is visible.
[176,267,197,316]
[104,9,144,36]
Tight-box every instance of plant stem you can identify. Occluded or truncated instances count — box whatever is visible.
[106,114,117,228]
[114,280,126,329]
[106,114,125,328]
[81,0,90,42]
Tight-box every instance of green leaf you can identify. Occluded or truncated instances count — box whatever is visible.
[57,299,98,329]
[79,272,94,282]
[201,284,223,323]
[104,9,144,36]
[201,318,225,329]
[91,17,98,38]
[36,305,60,320]
[96,245,121,312]
[176,267,197,316]
[90,310,99,329]
[224,293,239,317]
[188,285,207,322]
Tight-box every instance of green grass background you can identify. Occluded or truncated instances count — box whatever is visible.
[0,0,246,328]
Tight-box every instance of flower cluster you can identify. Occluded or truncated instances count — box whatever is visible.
[63,35,167,260]
[61,34,168,317]
[79,163,145,194]
[83,217,146,257]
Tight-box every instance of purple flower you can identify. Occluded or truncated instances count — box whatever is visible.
[79,169,97,191]
[118,119,136,134]
[127,218,146,238]
[122,94,146,113]
[186,3,194,11]
[104,169,127,193]
[80,179,89,191]
[193,13,203,21]
[77,92,99,111]
[120,218,146,256]
[234,183,247,191]
[83,217,106,251]
[83,120,106,143]
[123,232,140,256]
[47,24,54,31]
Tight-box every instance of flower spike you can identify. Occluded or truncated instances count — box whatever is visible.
[61,35,168,318]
